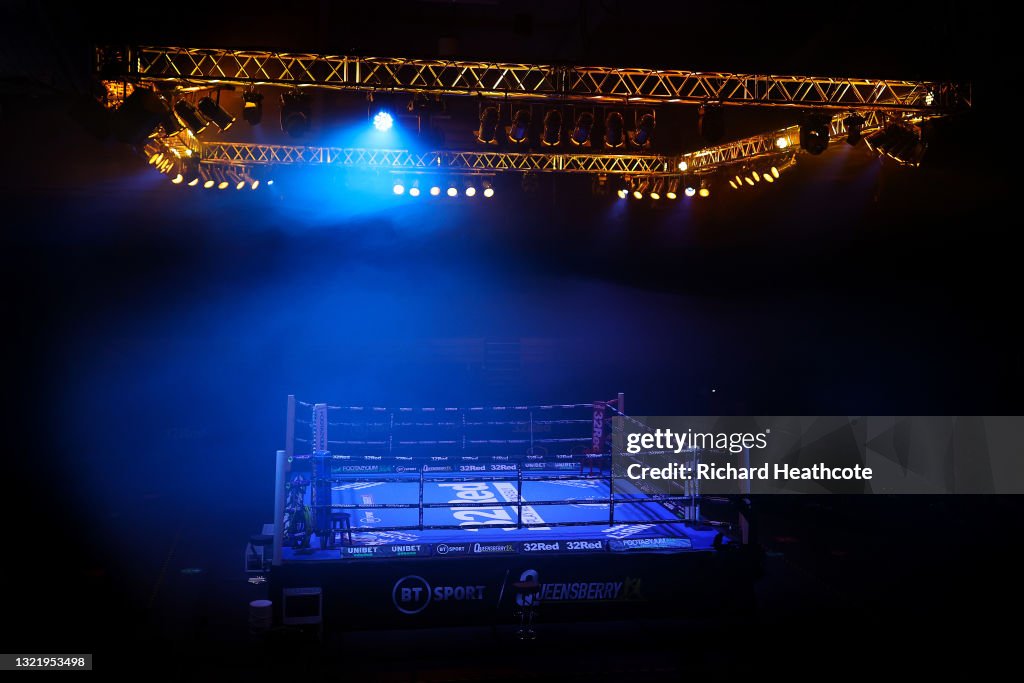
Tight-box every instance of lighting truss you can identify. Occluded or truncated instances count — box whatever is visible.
[198,142,675,174]
[106,46,970,112]
[678,110,898,173]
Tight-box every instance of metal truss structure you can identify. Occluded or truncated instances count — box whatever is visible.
[114,46,969,112]
[680,110,896,172]
[198,142,674,175]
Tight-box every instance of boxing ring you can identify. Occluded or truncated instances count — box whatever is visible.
[265,395,760,629]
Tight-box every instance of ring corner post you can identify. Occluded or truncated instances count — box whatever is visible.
[285,394,296,462]
[273,449,287,567]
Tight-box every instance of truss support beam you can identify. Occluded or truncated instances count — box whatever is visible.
[107,46,969,112]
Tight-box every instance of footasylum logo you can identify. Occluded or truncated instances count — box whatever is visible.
[392,575,487,615]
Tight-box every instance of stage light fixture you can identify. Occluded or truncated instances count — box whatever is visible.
[684,186,696,197]
[698,184,710,198]
[447,186,458,197]
[666,180,679,200]
[409,187,420,197]
[430,185,441,196]
[281,91,311,138]
[699,103,724,144]
[632,189,643,199]
[477,106,500,143]
[393,181,405,195]
[171,174,183,184]
[771,166,780,178]
[617,189,629,199]
[465,185,477,197]
[113,88,167,144]
[744,177,754,186]
[243,90,264,126]
[508,109,531,144]
[650,191,661,200]
[174,100,208,135]
[373,110,394,132]
[678,161,688,172]
[763,172,775,183]
[729,180,738,189]
[751,171,761,183]
[251,180,260,190]
[776,136,790,149]
[844,114,866,145]
[632,113,655,148]
[604,112,624,148]
[800,114,831,155]
[198,96,235,131]
[570,112,594,146]
[482,181,494,198]
[188,177,199,187]
[161,100,183,136]
[865,125,926,167]
[542,109,562,146]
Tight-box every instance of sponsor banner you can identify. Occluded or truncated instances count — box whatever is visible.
[487,463,518,472]
[340,543,431,558]
[337,464,392,473]
[392,575,489,615]
[431,542,473,557]
[422,465,453,473]
[469,542,517,555]
[609,537,692,552]
[522,461,579,470]
[519,539,606,554]
[457,464,489,472]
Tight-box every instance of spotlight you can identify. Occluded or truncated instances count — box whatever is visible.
[430,186,441,196]
[734,174,743,186]
[666,180,678,200]
[174,100,208,135]
[203,170,215,189]
[161,100,183,136]
[409,186,420,197]
[171,174,183,184]
[570,112,594,146]
[763,173,775,183]
[865,125,926,167]
[508,109,531,144]
[684,186,696,197]
[751,171,760,182]
[666,191,677,199]
[604,112,624,148]
[447,186,458,197]
[728,180,737,189]
[617,189,628,199]
[393,182,405,195]
[113,88,167,144]
[776,136,790,149]
[218,178,229,190]
[281,91,311,138]
[188,177,199,187]
[800,114,831,155]
[542,110,562,146]
[650,191,661,200]
[476,106,500,143]
[243,90,264,126]
[632,189,643,200]
[197,96,235,132]
[678,161,688,171]
[632,113,655,148]
[698,186,710,198]
[744,177,754,186]
[844,114,866,146]
[251,180,260,190]
[373,110,394,132]
[770,167,779,178]
[234,173,246,190]
[483,182,494,198]
[465,186,477,197]
[699,103,724,144]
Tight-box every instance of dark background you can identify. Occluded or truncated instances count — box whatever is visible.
[1,1,1018,677]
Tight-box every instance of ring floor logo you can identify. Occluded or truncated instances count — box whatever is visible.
[392,575,488,615]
